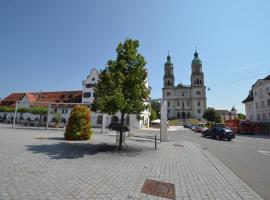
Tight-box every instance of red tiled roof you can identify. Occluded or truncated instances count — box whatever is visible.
[0,91,83,107]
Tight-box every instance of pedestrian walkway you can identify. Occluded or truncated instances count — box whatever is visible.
[0,127,263,200]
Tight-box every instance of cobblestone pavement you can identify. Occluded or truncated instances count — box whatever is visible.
[0,127,263,200]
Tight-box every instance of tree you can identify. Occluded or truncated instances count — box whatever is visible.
[150,101,160,119]
[17,107,28,123]
[92,39,150,151]
[150,109,157,121]
[203,107,221,123]
[237,113,246,120]
[54,113,61,128]
[28,107,48,125]
[0,106,15,122]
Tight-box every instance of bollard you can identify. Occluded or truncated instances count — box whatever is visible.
[155,134,157,150]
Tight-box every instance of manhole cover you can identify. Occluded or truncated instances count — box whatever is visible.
[141,179,175,199]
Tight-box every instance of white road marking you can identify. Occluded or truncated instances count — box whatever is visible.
[257,150,270,156]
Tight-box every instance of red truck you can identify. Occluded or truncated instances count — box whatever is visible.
[225,120,259,134]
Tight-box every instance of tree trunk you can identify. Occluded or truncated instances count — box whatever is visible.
[118,113,125,151]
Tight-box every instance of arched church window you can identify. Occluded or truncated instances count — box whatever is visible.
[196,79,199,84]
[199,80,202,84]
[167,80,170,86]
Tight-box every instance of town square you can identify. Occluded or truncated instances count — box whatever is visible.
[1,1,270,200]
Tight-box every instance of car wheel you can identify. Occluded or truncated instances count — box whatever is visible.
[215,135,221,140]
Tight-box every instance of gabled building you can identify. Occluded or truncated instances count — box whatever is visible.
[0,68,150,129]
[242,75,270,122]
[216,106,238,121]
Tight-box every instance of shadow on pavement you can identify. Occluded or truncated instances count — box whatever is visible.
[26,142,116,159]
[237,134,270,139]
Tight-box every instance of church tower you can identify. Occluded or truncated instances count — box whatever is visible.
[190,50,207,118]
[163,54,175,87]
[191,50,204,86]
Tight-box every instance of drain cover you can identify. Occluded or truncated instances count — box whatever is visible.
[141,179,175,199]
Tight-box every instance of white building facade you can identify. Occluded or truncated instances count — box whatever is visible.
[243,75,270,122]
[82,68,150,129]
[162,51,207,119]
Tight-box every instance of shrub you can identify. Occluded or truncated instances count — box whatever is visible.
[64,106,92,140]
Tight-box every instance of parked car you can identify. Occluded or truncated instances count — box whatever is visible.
[202,127,235,141]
[195,126,208,133]
[191,125,197,131]
[108,123,129,132]
[183,124,190,128]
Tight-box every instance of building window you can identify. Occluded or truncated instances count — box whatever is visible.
[197,79,199,84]
[177,102,180,106]
[167,80,171,86]
[269,113,270,119]
[198,108,201,113]
[83,92,91,98]
[187,101,190,106]
[194,80,196,85]
[97,115,102,124]
[62,109,68,114]
[61,118,67,123]
[196,90,201,95]
[92,78,96,82]
[267,99,270,106]
[182,92,184,97]
[168,109,170,113]
[255,102,258,108]
[257,114,261,120]
[167,102,170,107]
[86,84,93,88]
[262,113,266,120]
[199,80,202,84]
[261,101,265,108]
[167,92,171,96]
[266,87,269,92]
[54,109,58,113]
[182,102,184,108]
[197,101,201,107]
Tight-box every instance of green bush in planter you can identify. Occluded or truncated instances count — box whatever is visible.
[65,106,93,140]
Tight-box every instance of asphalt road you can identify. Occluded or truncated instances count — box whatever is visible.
[134,128,270,200]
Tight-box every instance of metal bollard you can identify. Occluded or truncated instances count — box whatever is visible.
[155,134,157,150]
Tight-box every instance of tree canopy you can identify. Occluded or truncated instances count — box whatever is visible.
[92,39,150,150]
[203,107,221,123]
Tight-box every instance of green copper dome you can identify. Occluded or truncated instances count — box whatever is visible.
[192,50,202,65]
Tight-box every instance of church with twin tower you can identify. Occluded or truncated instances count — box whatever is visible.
[162,50,207,119]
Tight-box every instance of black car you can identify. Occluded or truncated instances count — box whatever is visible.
[202,127,235,141]
[108,123,129,132]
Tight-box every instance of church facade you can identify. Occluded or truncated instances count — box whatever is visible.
[162,51,207,119]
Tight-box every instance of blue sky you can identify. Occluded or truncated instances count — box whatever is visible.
[1,0,270,113]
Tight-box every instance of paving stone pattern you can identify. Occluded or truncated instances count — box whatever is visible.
[0,127,263,200]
